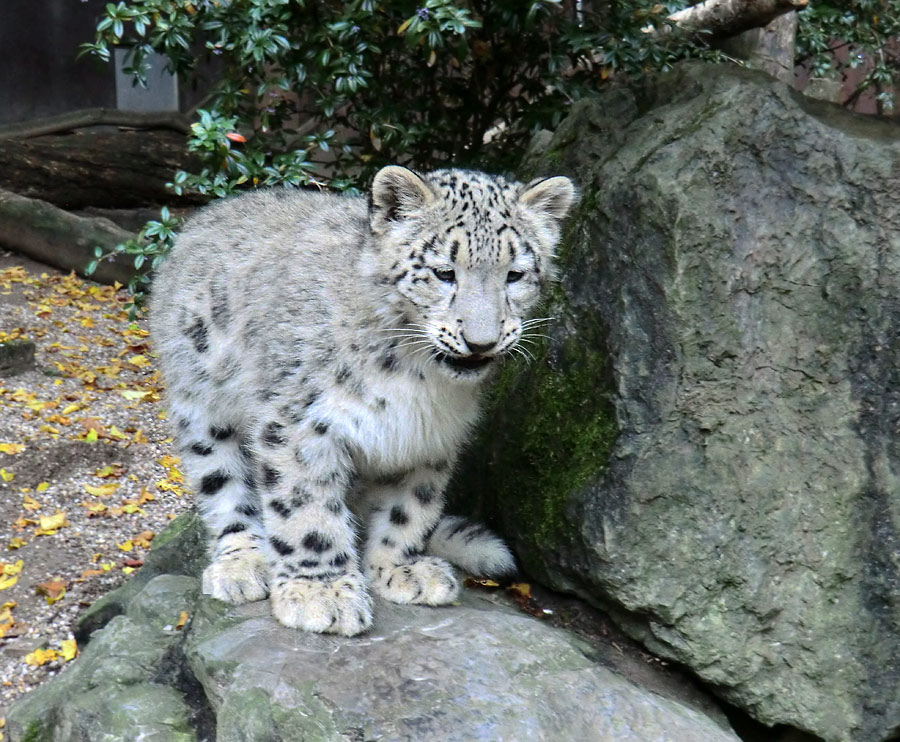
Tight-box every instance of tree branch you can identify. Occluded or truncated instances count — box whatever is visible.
[669,0,808,38]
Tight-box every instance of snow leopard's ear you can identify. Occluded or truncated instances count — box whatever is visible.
[370,166,434,230]
[517,176,577,223]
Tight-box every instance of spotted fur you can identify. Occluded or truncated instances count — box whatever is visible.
[150,166,576,636]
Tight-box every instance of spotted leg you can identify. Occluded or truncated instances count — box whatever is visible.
[170,397,268,604]
[253,402,373,636]
[363,463,459,605]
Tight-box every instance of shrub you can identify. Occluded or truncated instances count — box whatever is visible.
[797,1,900,114]
[84,0,704,312]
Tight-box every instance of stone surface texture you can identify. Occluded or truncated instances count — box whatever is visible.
[454,63,900,742]
[7,513,739,742]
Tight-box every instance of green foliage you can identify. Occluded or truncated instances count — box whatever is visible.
[82,0,709,304]
[87,1,900,304]
[797,1,900,112]
[85,207,179,318]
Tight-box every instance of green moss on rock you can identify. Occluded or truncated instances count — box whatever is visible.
[452,203,618,578]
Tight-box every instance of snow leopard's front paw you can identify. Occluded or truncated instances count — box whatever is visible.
[369,556,459,606]
[202,547,269,604]
[270,571,374,636]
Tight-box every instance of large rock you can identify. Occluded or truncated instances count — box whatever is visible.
[453,63,900,742]
[7,514,739,742]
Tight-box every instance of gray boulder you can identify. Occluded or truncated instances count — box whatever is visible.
[7,513,739,742]
[453,63,900,742]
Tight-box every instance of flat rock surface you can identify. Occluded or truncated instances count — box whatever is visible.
[188,591,738,742]
[7,514,740,742]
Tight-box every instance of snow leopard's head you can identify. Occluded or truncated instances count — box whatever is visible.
[368,166,576,381]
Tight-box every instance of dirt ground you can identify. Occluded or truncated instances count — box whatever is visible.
[0,252,191,726]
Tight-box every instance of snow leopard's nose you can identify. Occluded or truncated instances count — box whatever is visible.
[462,334,497,355]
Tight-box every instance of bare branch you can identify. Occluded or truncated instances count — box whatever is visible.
[669,0,808,38]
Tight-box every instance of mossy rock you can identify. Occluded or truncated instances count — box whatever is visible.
[454,62,900,742]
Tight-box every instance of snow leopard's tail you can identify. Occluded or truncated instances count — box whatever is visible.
[425,515,517,578]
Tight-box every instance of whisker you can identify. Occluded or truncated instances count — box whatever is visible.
[375,323,431,332]
[393,339,434,350]
[375,329,431,335]
[521,316,556,328]
[517,344,536,362]
[509,346,532,365]
[382,333,431,342]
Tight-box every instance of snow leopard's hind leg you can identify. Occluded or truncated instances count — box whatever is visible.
[170,396,269,604]
[362,463,462,606]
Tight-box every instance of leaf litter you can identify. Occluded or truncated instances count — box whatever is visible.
[0,257,192,721]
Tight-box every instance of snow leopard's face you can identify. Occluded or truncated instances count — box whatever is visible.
[369,167,576,381]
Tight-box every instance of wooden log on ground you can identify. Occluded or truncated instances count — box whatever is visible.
[0,128,206,210]
[0,108,192,140]
[0,189,139,285]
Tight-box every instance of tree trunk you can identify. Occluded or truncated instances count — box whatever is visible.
[0,129,206,210]
[0,189,139,285]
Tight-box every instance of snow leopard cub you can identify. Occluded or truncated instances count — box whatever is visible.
[151,166,575,636]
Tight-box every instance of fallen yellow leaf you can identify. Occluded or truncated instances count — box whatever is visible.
[94,465,124,479]
[35,579,66,604]
[84,429,98,443]
[0,575,18,591]
[84,501,108,515]
[35,481,50,493]
[107,426,128,440]
[120,390,149,401]
[60,638,78,661]
[507,582,533,599]
[7,537,27,550]
[132,531,155,548]
[176,610,189,630]
[127,354,151,368]
[1,560,23,576]
[34,511,68,536]
[22,494,40,511]
[117,540,133,552]
[0,443,25,455]
[84,483,118,497]
[25,647,58,667]
[1,469,14,482]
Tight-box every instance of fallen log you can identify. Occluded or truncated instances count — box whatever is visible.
[0,189,139,285]
[0,128,206,210]
[0,108,192,140]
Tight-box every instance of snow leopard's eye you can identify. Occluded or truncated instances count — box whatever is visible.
[433,267,456,283]
[506,270,525,284]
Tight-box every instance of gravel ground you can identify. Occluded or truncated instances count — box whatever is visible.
[0,253,191,726]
